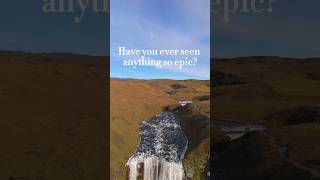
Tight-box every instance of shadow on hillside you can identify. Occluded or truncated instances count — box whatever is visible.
[176,104,210,155]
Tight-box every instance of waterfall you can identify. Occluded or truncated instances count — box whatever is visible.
[127,111,188,180]
[128,156,185,180]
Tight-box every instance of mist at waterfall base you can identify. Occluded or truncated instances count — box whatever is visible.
[127,111,188,180]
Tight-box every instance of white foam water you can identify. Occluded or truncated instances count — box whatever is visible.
[128,156,185,180]
[127,111,187,180]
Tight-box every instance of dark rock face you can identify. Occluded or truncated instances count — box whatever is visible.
[305,73,319,80]
[286,107,320,125]
[265,106,320,126]
[171,84,187,90]
[195,95,210,101]
[211,70,246,87]
[213,132,312,180]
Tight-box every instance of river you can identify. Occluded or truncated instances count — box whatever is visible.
[127,111,188,180]
[214,119,266,140]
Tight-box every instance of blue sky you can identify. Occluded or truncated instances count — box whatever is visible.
[0,1,108,56]
[110,0,210,80]
[213,0,320,58]
[0,1,319,62]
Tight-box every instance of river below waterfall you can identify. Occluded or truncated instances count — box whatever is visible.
[214,119,266,140]
[127,111,188,180]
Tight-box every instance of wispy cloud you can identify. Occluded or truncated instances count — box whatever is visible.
[111,0,210,79]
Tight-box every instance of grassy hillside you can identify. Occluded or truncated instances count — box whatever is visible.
[147,80,210,115]
[110,79,210,179]
[110,79,177,179]
[177,105,210,180]
[214,131,312,180]
[269,123,320,164]
[213,57,320,123]
[212,57,320,180]
[0,56,107,180]
[0,51,211,180]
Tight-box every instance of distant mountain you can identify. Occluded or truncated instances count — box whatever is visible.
[213,56,320,61]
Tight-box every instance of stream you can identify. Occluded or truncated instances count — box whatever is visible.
[127,111,188,180]
[214,119,266,141]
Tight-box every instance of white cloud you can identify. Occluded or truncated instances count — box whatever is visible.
[111,0,210,79]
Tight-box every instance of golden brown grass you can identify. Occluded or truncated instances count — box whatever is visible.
[110,79,210,179]
[269,123,320,163]
[0,59,107,180]
[213,57,320,180]
[213,58,320,123]
[110,79,177,179]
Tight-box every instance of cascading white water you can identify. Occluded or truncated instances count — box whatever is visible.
[128,156,185,180]
[127,111,188,180]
